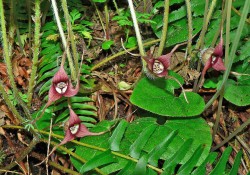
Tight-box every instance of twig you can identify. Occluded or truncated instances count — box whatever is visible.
[1,138,40,171]
[91,39,161,71]
[211,118,250,151]
[121,38,141,57]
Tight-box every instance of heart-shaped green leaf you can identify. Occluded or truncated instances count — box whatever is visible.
[130,73,205,117]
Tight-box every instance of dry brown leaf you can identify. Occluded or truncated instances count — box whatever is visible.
[0,101,20,125]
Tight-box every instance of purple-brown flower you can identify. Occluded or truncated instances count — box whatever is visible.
[60,108,102,146]
[144,52,172,78]
[201,33,226,78]
[47,66,79,106]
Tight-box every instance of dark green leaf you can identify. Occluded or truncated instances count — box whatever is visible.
[191,152,218,175]
[117,162,135,175]
[129,124,157,159]
[109,120,128,151]
[178,145,204,175]
[148,130,178,166]
[163,139,193,173]
[133,155,148,175]
[130,73,205,117]
[229,150,242,175]
[209,147,232,175]
[224,79,250,106]
[80,150,117,173]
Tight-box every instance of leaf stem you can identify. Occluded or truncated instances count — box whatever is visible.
[51,0,76,80]
[127,0,147,71]
[157,0,169,57]
[192,0,209,92]
[196,0,217,49]
[61,0,79,75]
[212,88,224,140]
[185,0,193,56]
[204,0,250,110]
[27,0,41,107]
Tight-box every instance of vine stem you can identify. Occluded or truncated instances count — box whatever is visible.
[51,0,76,80]
[61,0,79,76]
[91,39,160,71]
[127,0,147,71]
[27,0,41,107]
[204,0,250,110]
[156,0,169,57]
[0,0,32,120]
[185,0,193,56]
[3,125,163,173]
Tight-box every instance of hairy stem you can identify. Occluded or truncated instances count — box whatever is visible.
[26,0,32,59]
[157,0,169,57]
[104,2,110,40]
[0,81,21,125]
[27,0,41,107]
[51,0,76,80]
[8,0,15,56]
[204,0,250,110]
[185,0,193,56]
[0,0,32,120]
[93,2,107,39]
[61,0,79,75]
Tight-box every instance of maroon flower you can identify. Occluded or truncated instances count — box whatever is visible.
[144,52,172,78]
[47,66,79,106]
[60,108,102,146]
[201,33,226,78]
